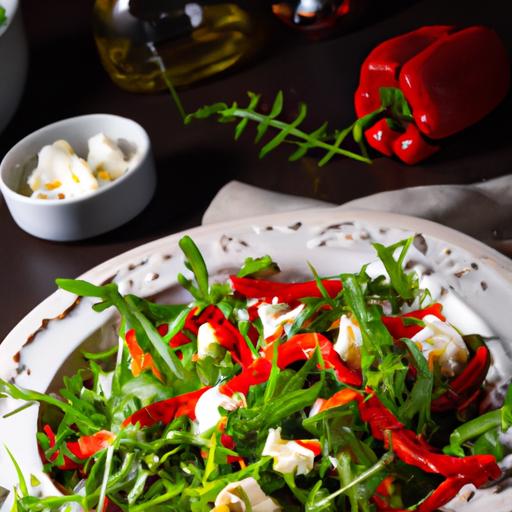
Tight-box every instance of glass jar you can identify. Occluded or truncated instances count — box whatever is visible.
[93,0,268,93]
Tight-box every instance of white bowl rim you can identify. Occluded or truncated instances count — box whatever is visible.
[0,0,19,35]
[0,113,152,206]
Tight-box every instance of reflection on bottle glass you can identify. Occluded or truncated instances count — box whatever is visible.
[272,0,351,37]
[93,0,266,92]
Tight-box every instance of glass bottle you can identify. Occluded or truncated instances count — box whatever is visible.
[271,0,370,40]
[93,0,268,93]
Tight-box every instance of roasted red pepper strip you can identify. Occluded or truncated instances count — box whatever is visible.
[263,333,362,387]
[169,305,256,366]
[125,329,163,381]
[431,345,490,412]
[220,358,272,396]
[356,25,510,164]
[382,303,445,340]
[318,388,362,413]
[360,390,500,512]
[230,276,342,303]
[122,387,211,428]
[43,425,114,470]
[208,316,255,367]
[295,439,322,457]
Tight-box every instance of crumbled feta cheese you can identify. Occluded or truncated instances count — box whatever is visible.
[333,314,363,369]
[262,428,317,476]
[194,386,242,434]
[214,477,281,511]
[87,133,128,179]
[197,322,222,360]
[27,133,129,200]
[411,314,469,377]
[28,140,98,199]
[257,303,304,340]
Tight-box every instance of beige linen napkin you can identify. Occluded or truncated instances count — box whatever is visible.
[203,176,512,256]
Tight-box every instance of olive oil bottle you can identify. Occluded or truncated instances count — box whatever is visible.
[93,0,268,92]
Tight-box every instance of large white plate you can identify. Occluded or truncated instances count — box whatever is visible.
[1,209,512,511]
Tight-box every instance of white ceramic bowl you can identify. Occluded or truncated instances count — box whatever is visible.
[0,114,157,241]
[0,0,28,134]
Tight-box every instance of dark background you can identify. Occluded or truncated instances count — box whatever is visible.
[1,0,511,341]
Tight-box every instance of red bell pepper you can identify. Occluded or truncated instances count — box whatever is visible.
[125,329,162,381]
[43,425,114,470]
[431,344,490,412]
[382,303,445,340]
[169,305,256,366]
[263,332,362,387]
[317,388,362,413]
[295,439,322,457]
[391,122,439,165]
[122,387,210,428]
[220,357,272,396]
[230,276,343,303]
[355,25,510,164]
[359,390,500,512]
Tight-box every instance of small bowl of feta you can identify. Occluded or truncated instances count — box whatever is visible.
[0,114,156,241]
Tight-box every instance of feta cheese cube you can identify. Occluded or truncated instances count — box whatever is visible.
[214,477,281,511]
[333,314,363,369]
[412,314,469,377]
[262,428,317,476]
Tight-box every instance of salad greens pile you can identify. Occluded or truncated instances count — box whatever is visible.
[1,236,510,512]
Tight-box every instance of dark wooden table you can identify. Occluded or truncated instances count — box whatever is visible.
[1,0,511,342]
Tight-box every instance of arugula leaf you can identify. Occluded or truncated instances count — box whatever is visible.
[0,6,7,26]
[56,279,117,300]
[0,379,97,431]
[237,255,280,278]
[372,238,418,301]
[399,338,433,431]
[444,383,512,457]
[4,446,28,497]
[178,236,210,302]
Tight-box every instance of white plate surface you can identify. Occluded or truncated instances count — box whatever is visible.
[1,208,512,511]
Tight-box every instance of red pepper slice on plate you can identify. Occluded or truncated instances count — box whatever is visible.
[295,439,322,457]
[431,344,491,412]
[122,387,211,428]
[382,303,445,340]
[43,425,114,470]
[169,305,256,366]
[355,25,510,164]
[125,329,163,381]
[263,332,362,387]
[318,388,362,413]
[230,276,342,303]
[360,390,500,512]
[220,357,272,396]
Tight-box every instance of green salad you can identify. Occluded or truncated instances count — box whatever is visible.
[1,236,511,512]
